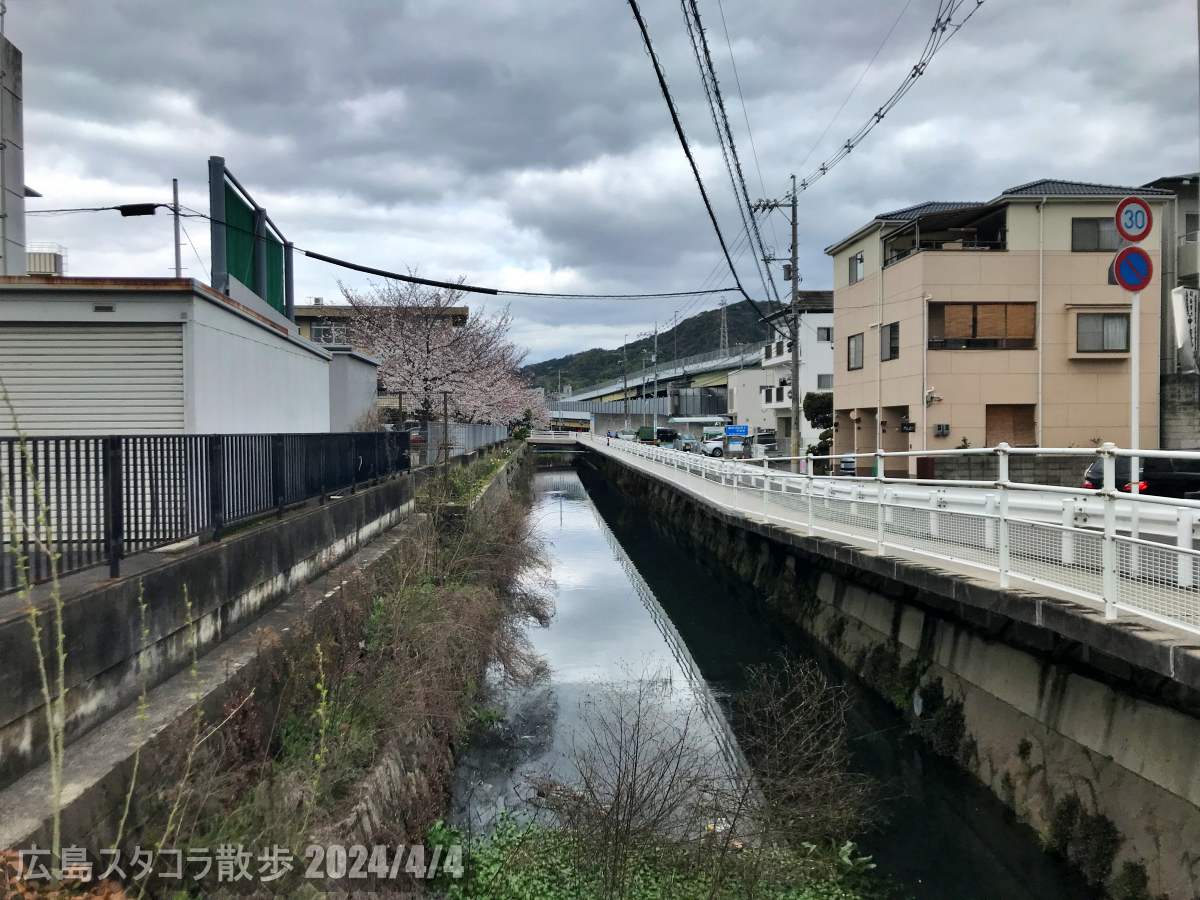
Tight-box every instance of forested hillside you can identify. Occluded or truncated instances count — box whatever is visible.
[522,300,771,394]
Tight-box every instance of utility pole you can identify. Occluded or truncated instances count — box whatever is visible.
[789,175,801,473]
[753,177,802,472]
[172,178,182,278]
[719,297,729,352]
[622,334,630,429]
[652,322,660,435]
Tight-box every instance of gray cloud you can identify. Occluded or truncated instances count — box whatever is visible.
[15,0,1198,362]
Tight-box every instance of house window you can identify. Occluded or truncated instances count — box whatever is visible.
[1071,217,1121,252]
[1077,312,1130,352]
[848,251,865,285]
[928,302,1036,350]
[817,374,833,390]
[817,326,833,342]
[1186,213,1199,240]
[309,321,349,344]
[880,322,900,361]
[847,333,864,370]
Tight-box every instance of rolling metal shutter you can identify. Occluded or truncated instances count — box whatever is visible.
[0,324,185,435]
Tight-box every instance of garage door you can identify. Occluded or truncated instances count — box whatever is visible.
[0,324,185,435]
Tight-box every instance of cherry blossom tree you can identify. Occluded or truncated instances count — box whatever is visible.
[342,278,548,426]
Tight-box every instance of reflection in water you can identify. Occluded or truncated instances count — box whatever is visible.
[451,468,1089,900]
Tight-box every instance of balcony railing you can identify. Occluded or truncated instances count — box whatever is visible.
[885,239,1007,268]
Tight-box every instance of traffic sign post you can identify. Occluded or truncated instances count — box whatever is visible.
[1114,198,1153,572]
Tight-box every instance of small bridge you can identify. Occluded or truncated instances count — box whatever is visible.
[527,430,584,448]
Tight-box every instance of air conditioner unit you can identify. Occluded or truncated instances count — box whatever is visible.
[934,423,951,437]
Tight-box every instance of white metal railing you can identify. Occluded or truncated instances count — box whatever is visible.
[591,436,1200,637]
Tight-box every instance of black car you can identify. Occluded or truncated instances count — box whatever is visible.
[1081,455,1200,498]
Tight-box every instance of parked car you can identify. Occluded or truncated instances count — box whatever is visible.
[616,430,637,442]
[748,430,780,459]
[655,427,678,445]
[699,425,748,457]
[1081,455,1200,498]
[672,432,700,452]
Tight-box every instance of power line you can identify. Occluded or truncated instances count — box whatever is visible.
[796,0,914,173]
[714,0,781,267]
[178,219,209,280]
[167,209,742,300]
[28,201,745,300]
[793,0,985,197]
[680,0,779,309]
[624,0,783,337]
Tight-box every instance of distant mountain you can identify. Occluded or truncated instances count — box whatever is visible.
[523,300,774,395]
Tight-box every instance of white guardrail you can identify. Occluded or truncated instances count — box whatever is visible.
[589,436,1200,638]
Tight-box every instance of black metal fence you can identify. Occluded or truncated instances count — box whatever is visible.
[0,431,410,593]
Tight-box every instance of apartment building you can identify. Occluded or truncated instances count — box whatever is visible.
[753,303,833,450]
[825,179,1172,474]
[293,298,469,345]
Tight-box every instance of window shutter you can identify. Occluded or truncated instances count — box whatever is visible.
[945,304,974,339]
[975,304,1006,338]
[1007,304,1036,339]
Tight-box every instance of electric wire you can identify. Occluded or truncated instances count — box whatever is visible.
[166,206,749,300]
[680,0,778,308]
[624,0,784,337]
[796,0,914,173]
[715,0,780,263]
[178,219,209,280]
[792,0,985,197]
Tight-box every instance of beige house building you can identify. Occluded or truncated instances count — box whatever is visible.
[825,179,1173,474]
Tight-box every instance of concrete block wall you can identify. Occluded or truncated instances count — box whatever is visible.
[0,442,510,790]
[1162,373,1200,450]
[931,454,1092,487]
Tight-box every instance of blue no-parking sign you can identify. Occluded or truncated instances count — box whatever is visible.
[1113,246,1153,293]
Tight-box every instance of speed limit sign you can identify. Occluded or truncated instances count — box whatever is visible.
[1115,196,1153,243]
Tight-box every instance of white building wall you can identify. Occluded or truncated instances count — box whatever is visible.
[187,296,330,433]
[328,349,380,431]
[727,368,774,431]
[760,312,834,449]
[0,35,25,276]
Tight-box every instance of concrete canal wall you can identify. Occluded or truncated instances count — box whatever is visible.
[0,442,521,850]
[588,450,1200,899]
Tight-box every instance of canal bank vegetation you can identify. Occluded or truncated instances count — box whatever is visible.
[442,656,888,899]
[108,448,550,893]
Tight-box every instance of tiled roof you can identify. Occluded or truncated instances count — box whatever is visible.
[1002,178,1174,197]
[875,200,984,220]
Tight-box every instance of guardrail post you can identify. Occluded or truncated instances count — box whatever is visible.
[208,434,226,541]
[805,453,814,534]
[1100,442,1118,619]
[271,433,285,518]
[761,457,769,522]
[997,443,1010,588]
[103,436,124,578]
[1061,499,1075,566]
[875,450,885,553]
[1177,509,1194,589]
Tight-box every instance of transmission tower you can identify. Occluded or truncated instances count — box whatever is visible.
[718,297,729,351]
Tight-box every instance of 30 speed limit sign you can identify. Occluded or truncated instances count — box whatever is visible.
[1115,196,1153,243]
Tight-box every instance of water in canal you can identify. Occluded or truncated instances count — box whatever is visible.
[450,466,1092,899]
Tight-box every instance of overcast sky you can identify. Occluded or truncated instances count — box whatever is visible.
[15,0,1199,363]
